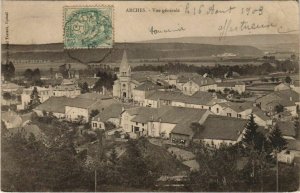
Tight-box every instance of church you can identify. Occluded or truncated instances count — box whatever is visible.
[113,51,140,100]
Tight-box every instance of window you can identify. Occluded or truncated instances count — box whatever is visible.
[237,114,241,118]
[123,84,126,87]
[227,113,232,117]
[209,107,211,110]
[142,123,144,126]
[217,108,219,113]
[136,122,138,125]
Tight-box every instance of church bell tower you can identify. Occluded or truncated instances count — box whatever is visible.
[119,50,132,99]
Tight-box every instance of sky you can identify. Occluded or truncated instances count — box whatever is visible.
[1,1,299,44]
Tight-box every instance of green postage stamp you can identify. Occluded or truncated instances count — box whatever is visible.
[64,6,113,49]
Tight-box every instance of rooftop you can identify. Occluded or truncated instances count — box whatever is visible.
[54,84,80,91]
[131,71,160,83]
[276,121,296,137]
[287,139,300,151]
[256,89,300,105]
[195,115,247,141]
[76,93,112,100]
[252,107,270,121]
[35,96,117,113]
[35,97,70,113]
[92,103,130,122]
[134,80,163,91]
[127,106,208,127]
[217,81,245,87]
[218,101,254,113]
[146,90,217,105]
[190,76,215,86]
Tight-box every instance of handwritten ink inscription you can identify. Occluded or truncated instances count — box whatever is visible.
[150,25,186,35]
[124,3,298,38]
[184,3,263,16]
[218,19,277,40]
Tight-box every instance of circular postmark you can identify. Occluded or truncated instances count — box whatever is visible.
[64,7,113,49]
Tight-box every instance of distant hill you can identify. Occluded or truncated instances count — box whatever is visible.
[139,34,299,53]
[2,42,262,64]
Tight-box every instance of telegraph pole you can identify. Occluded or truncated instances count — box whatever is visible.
[276,151,279,192]
[95,169,97,192]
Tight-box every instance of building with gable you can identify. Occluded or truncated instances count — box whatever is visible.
[132,80,164,106]
[192,115,248,148]
[18,86,54,110]
[181,76,216,95]
[274,83,291,92]
[113,51,138,100]
[144,90,226,109]
[34,94,118,123]
[91,103,130,130]
[256,89,300,116]
[211,101,254,119]
[120,106,211,140]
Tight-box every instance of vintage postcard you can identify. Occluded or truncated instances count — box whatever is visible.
[1,1,300,192]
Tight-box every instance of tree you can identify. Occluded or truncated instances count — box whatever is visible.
[269,125,287,152]
[59,64,69,78]
[2,92,12,101]
[242,114,267,152]
[270,77,275,82]
[275,104,284,114]
[188,143,241,191]
[285,76,292,84]
[49,67,54,78]
[32,68,41,82]
[104,121,116,131]
[80,82,89,94]
[294,117,299,138]
[223,88,230,93]
[110,147,118,165]
[28,87,41,109]
[90,109,100,119]
[2,61,15,81]
[118,140,154,188]
[23,69,33,81]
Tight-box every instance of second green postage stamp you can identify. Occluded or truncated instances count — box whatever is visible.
[64,6,113,49]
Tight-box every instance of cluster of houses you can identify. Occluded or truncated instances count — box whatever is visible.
[0,71,100,110]
[113,52,246,101]
[1,51,299,161]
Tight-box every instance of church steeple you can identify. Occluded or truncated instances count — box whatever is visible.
[120,50,130,75]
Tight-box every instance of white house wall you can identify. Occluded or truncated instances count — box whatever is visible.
[65,106,89,122]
